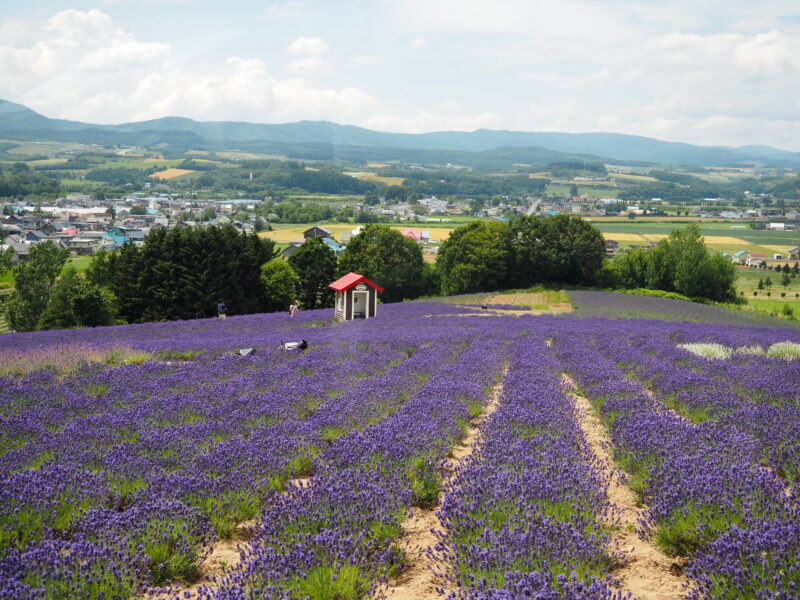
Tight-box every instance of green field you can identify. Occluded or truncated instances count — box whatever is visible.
[741,298,799,320]
[735,266,800,294]
[593,221,800,255]
[0,139,94,156]
[0,255,93,289]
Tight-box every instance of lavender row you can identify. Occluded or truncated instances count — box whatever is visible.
[435,326,627,600]
[608,325,800,483]
[0,311,456,598]
[205,318,511,600]
[550,317,799,600]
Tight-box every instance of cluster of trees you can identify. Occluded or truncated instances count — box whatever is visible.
[92,225,276,322]
[264,225,433,311]
[268,217,607,311]
[2,242,116,331]
[177,163,377,196]
[548,161,607,178]
[386,170,548,197]
[605,224,737,302]
[0,164,59,198]
[84,168,152,187]
[4,218,745,332]
[437,215,607,295]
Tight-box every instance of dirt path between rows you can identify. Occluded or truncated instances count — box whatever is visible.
[381,364,509,600]
[563,374,687,600]
[149,478,309,599]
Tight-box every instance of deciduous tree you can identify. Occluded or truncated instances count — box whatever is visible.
[5,241,70,331]
[437,221,507,295]
[37,268,117,330]
[261,259,300,313]
[337,224,426,302]
[288,237,336,309]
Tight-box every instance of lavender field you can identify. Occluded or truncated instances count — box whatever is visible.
[1,298,799,600]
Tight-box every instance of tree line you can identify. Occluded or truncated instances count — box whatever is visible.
[2,219,738,331]
[602,223,738,302]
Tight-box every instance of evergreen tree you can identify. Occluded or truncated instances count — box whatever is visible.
[106,225,276,322]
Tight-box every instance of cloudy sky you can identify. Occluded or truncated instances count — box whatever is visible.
[1,1,799,149]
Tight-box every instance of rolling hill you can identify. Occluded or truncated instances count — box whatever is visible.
[2,99,800,168]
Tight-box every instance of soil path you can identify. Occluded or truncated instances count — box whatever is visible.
[563,374,687,600]
[381,364,508,600]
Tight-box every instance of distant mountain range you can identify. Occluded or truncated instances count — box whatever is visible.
[2,98,800,169]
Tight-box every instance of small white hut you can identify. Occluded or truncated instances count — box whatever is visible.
[329,272,383,321]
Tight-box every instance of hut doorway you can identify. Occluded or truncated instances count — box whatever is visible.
[353,290,369,318]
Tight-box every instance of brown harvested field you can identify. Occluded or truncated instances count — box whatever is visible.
[149,168,195,180]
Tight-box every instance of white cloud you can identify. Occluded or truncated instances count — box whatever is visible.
[286,36,329,56]
[365,108,501,133]
[0,9,170,97]
[285,56,328,75]
[349,55,383,65]
[264,1,305,18]
[0,10,377,125]
[3,4,800,148]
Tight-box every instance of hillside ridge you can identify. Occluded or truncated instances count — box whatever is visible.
[2,99,800,167]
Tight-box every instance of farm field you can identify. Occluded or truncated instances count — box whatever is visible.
[263,224,453,243]
[343,172,406,186]
[149,168,196,180]
[1,295,799,599]
[594,221,800,255]
[546,183,620,198]
[735,265,800,295]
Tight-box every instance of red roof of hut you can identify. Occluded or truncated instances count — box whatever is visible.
[329,272,384,293]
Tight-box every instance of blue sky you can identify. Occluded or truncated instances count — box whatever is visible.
[1,1,799,150]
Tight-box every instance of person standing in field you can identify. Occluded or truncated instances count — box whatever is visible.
[289,300,299,318]
[217,300,227,319]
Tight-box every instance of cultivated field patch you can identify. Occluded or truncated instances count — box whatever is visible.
[344,172,406,186]
[149,168,196,180]
[1,297,799,599]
